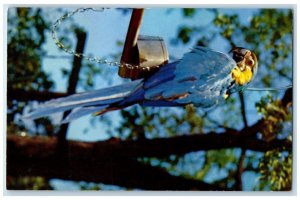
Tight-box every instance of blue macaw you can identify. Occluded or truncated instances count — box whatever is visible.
[26,46,258,123]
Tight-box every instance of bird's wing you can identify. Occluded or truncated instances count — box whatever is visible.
[143,46,237,107]
[143,61,178,89]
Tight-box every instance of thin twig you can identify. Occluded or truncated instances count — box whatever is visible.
[235,92,248,190]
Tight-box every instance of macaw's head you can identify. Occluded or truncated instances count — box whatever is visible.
[229,47,258,74]
[228,47,258,87]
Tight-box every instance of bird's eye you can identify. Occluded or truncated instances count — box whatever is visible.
[246,59,254,66]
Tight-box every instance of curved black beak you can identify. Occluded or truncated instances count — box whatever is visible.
[229,47,250,63]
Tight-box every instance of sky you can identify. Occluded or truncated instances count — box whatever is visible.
[12,7,292,191]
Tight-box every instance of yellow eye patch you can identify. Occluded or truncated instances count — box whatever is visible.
[231,66,253,85]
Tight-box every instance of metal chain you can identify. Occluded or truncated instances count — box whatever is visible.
[51,7,155,71]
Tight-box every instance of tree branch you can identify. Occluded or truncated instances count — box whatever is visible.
[7,89,67,102]
[7,130,291,190]
[7,130,291,161]
[57,30,87,151]
[7,156,222,191]
[281,87,292,107]
[7,135,223,191]
[235,92,248,191]
[239,92,248,128]
[236,148,246,190]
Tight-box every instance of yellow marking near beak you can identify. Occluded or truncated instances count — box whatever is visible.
[231,66,253,86]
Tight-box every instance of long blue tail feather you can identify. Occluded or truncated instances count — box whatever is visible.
[25,80,142,121]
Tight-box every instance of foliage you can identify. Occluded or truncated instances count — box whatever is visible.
[254,94,292,190]
[257,150,292,191]
[7,176,53,190]
[7,8,53,91]
[7,8,53,136]
[256,94,292,141]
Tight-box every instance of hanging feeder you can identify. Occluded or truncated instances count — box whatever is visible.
[119,9,169,80]
[52,8,169,80]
